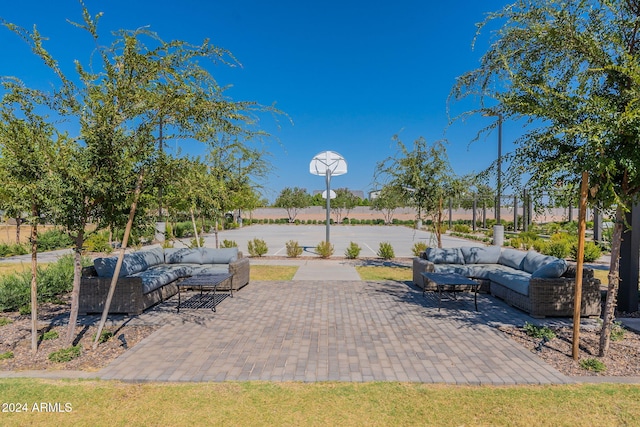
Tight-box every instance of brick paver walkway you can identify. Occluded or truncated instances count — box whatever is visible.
[99,280,573,384]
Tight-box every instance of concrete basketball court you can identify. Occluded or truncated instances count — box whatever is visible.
[208,224,483,258]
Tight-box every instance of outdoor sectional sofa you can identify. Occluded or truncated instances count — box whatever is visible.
[79,246,250,315]
[412,245,602,318]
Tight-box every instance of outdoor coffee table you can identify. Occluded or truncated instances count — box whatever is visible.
[176,273,233,313]
[421,272,480,311]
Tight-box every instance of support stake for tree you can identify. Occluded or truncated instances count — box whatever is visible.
[93,172,145,350]
[572,171,589,360]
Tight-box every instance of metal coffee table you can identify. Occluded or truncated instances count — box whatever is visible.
[176,273,233,313]
[421,272,480,311]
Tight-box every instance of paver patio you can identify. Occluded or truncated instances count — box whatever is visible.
[99,279,575,384]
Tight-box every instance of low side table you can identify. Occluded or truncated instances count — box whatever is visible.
[177,273,233,313]
[421,272,480,311]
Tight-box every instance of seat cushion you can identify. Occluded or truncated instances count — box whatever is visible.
[189,264,230,275]
[461,246,501,264]
[488,268,531,296]
[433,264,467,275]
[129,264,193,294]
[498,249,527,270]
[426,247,465,264]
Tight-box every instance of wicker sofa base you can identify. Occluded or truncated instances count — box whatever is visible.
[413,255,602,318]
[490,277,602,318]
[78,274,179,316]
[79,252,251,316]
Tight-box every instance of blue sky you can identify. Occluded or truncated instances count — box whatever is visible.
[0,0,518,202]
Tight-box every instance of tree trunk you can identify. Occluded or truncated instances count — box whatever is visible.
[65,229,85,346]
[93,172,144,349]
[15,216,22,244]
[599,205,625,357]
[29,208,38,354]
[190,208,201,248]
[436,197,443,248]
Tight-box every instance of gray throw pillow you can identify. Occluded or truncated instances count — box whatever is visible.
[498,249,527,270]
[531,258,568,278]
[522,251,557,274]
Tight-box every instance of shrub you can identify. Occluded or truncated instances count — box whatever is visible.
[0,317,12,327]
[0,243,28,257]
[523,322,556,340]
[580,358,606,372]
[83,231,112,253]
[48,345,81,363]
[543,241,570,259]
[0,351,14,360]
[94,330,114,344]
[453,224,471,233]
[316,241,334,258]
[38,229,73,251]
[286,240,303,258]
[377,242,395,260]
[611,321,625,342]
[41,330,59,341]
[221,239,238,248]
[0,254,90,312]
[411,242,427,257]
[570,241,602,262]
[510,238,522,249]
[344,242,361,259]
[247,238,268,257]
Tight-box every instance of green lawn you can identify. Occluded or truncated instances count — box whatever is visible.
[250,264,298,281]
[356,265,412,282]
[0,380,638,426]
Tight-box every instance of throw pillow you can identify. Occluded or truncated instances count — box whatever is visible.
[461,246,501,264]
[498,248,527,270]
[531,258,568,278]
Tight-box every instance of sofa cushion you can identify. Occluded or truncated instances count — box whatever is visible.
[498,249,527,270]
[461,246,501,264]
[426,247,465,265]
[531,258,568,278]
[200,247,238,264]
[463,264,512,280]
[488,269,532,296]
[522,251,558,274]
[129,264,191,294]
[164,248,203,265]
[139,247,164,267]
[94,252,148,278]
[190,264,231,275]
[433,264,467,275]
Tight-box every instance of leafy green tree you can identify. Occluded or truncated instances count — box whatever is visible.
[450,0,640,355]
[0,85,58,353]
[370,185,404,224]
[331,188,359,224]
[375,136,459,247]
[274,187,310,222]
[2,4,279,346]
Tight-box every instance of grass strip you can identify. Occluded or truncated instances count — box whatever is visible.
[356,265,412,282]
[250,265,298,281]
[0,380,638,426]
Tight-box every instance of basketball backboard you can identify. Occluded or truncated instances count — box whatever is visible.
[309,151,347,176]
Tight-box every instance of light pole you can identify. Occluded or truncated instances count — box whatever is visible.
[484,111,503,245]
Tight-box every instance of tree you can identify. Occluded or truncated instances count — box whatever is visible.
[331,188,359,224]
[0,84,58,353]
[370,185,404,224]
[375,136,459,247]
[450,0,640,356]
[274,187,310,222]
[2,4,279,347]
